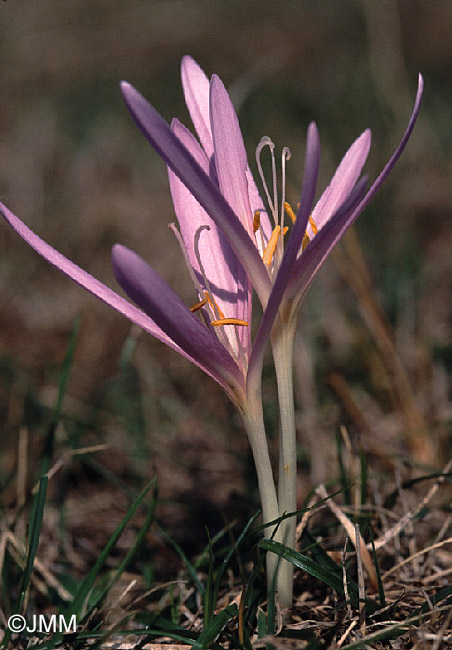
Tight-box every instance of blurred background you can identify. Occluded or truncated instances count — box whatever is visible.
[0,0,451,561]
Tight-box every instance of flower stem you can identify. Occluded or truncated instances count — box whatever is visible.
[242,369,280,594]
[271,317,298,610]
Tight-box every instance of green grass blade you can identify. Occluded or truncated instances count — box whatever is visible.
[336,430,351,506]
[193,603,238,650]
[18,474,48,608]
[417,584,452,613]
[203,529,215,627]
[91,478,158,610]
[52,314,80,428]
[369,526,385,609]
[212,510,260,607]
[194,522,234,570]
[359,449,368,506]
[40,315,80,476]
[158,526,204,594]
[252,487,347,538]
[259,538,345,595]
[67,476,157,619]
[301,529,349,576]
[241,547,266,639]
[257,608,267,639]
[259,539,381,614]
[1,475,48,649]
[338,609,436,649]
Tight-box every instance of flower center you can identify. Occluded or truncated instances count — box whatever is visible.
[255,137,291,274]
[255,137,319,271]
[283,201,318,251]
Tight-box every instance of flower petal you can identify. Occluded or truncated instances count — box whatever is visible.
[210,74,253,234]
[0,203,174,348]
[288,176,369,304]
[247,122,320,386]
[0,202,240,395]
[181,58,271,248]
[289,73,424,306]
[121,81,271,306]
[111,244,245,399]
[169,118,251,355]
[181,55,214,159]
[310,129,371,232]
[171,117,210,171]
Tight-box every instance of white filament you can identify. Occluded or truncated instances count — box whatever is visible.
[280,147,291,232]
[256,137,278,227]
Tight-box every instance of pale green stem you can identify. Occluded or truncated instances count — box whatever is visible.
[242,362,280,593]
[271,316,298,610]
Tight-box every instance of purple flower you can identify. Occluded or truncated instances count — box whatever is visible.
[117,56,423,386]
[0,58,423,409]
[0,60,424,606]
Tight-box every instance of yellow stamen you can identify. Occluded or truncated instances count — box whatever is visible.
[210,318,249,327]
[301,215,319,251]
[204,290,225,320]
[253,210,261,233]
[190,297,208,312]
[283,201,297,224]
[283,226,289,236]
[262,225,281,266]
[309,215,318,235]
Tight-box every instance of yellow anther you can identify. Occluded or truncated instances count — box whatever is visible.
[283,201,297,224]
[253,210,261,233]
[204,291,225,320]
[190,297,208,312]
[262,225,281,266]
[283,226,289,236]
[308,215,318,235]
[210,318,249,327]
[301,215,319,251]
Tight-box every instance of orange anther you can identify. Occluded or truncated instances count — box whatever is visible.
[301,216,319,251]
[210,318,249,327]
[283,201,297,224]
[308,215,318,235]
[190,297,208,312]
[253,210,261,233]
[262,226,281,266]
[204,291,225,320]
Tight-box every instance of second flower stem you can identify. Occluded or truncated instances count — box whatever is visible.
[271,317,298,610]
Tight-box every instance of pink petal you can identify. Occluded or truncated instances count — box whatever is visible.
[289,74,424,305]
[121,81,271,306]
[181,55,214,159]
[0,202,240,396]
[169,119,251,354]
[181,58,271,249]
[210,75,253,235]
[310,129,371,234]
[112,244,245,398]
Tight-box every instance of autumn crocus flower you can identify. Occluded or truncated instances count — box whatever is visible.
[0,56,423,609]
[118,57,423,605]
